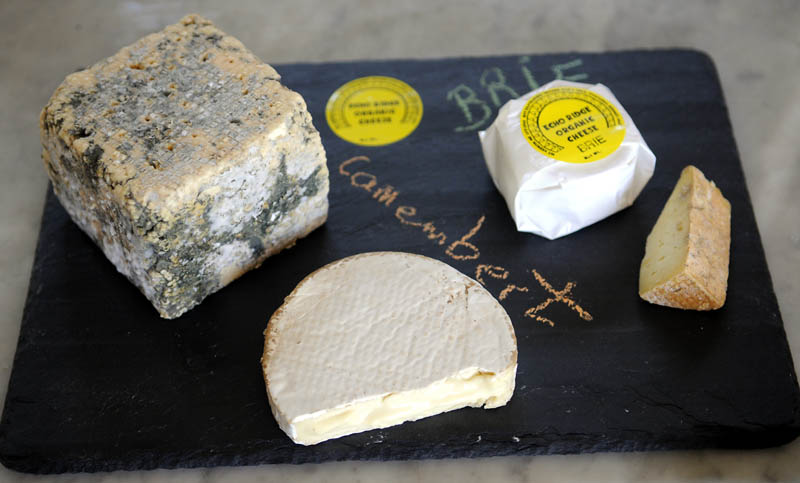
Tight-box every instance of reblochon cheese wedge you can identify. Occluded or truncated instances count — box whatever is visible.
[261,252,518,445]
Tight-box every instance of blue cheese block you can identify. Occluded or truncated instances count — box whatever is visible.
[39,15,329,319]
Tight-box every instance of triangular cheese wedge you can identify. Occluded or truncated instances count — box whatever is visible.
[262,252,517,445]
[639,165,731,310]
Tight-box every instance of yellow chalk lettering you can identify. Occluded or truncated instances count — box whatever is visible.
[475,264,509,285]
[499,284,529,301]
[373,184,400,207]
[524,269,593,327]
[339,155,370,176]
[395,205,423,227]
[351,172,377,192]
[422,222,447,245]
[446,215,485,261]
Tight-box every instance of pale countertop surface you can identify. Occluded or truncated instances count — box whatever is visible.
[1,0,799,481]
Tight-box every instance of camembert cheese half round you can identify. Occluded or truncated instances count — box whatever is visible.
[261,252,518,445]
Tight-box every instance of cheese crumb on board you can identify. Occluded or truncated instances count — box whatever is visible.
[639,166,731,310]
[39,14,329,318]
[261,252,518,445]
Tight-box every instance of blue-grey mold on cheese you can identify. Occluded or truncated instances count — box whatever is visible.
[39,14,329,319]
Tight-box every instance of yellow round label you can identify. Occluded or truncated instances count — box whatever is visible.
[326,76,423,146]
[520,87,626,164]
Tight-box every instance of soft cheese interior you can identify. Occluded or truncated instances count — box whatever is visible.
[289,366,516,445]
[262,252,518,445]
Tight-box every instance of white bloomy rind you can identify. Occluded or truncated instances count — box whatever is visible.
[261,252,518,445]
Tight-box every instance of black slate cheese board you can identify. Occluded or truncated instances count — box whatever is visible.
[1,50,799,474]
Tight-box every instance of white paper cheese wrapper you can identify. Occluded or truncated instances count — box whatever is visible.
[479,80,656,240]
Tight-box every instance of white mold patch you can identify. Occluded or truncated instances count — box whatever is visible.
[211,239,254,286]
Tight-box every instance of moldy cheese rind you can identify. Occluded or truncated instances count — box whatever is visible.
[39,14,329,318]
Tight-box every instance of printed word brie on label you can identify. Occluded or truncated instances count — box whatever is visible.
[480,80,656,240]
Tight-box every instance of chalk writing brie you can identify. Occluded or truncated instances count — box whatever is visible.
[261,252,517,445]
[479,80,655,239]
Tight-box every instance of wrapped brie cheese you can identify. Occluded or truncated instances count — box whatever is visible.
[479,80,656,240]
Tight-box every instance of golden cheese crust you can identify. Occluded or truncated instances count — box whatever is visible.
[639,165,731,310]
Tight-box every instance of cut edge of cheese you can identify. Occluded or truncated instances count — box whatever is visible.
[270,365,516,445]
[639,165,731,310]
[261,252,517,446]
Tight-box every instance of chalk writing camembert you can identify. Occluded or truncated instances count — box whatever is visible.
[479,80,655,239]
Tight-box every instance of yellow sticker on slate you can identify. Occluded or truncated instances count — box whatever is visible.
[520,87,626,164]
[326,76,423,146]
